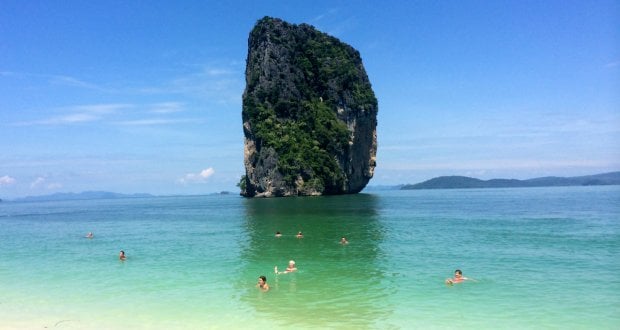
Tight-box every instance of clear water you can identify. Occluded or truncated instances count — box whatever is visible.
[0,186,618,329]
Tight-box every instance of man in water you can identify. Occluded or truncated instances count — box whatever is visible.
[296,231,303,238]
[275,231,282,238]
[340,237,349,244]
[119,250,127,261]
[85,232,94,238]
[257,275,270,291]
[275,260,297,274]
[445,269,471,285]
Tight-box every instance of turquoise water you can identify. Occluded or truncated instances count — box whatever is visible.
[0,186,618,329]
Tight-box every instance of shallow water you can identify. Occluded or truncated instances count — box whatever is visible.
[0,186,618,329]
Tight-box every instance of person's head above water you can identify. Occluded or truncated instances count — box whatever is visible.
[455,269,462,276]
[259,275,267,282]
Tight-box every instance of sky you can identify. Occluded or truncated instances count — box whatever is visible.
[1,0,618,198]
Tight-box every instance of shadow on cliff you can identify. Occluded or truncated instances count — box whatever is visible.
[237,193,392,328]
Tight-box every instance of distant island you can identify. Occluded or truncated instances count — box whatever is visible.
[13,191,154,202]
[401,172,620,190]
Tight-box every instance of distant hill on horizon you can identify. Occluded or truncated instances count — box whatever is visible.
[12,191,154,202]
[401,171,620,190]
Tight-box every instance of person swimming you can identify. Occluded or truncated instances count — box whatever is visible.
[340,237,349,244]
[445,269,472,285]
[296,231,303,238]
[85,232,94,238]
[119,250,127,261]
[275,260,298,274]
[257,275,270,291]
[275,231,282,238]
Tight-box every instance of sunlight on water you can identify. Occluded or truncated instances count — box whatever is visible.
[0,186,618,329]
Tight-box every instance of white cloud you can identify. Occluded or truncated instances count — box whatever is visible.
[0,175,16,185]
[137,64,244,105]
[116,118,195,126]
[380,159,618,172]
[0,71,106,91]
[49,75,104,91]
[177,167,215,184]
[30,176,62,190]
[149,102,184,114]
[46,183,63,190]
[13,103,132,126]
[206,69,232,76]
[30,176,46,188]
[605,61,619,68]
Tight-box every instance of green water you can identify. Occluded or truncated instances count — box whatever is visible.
[0,186,618,329]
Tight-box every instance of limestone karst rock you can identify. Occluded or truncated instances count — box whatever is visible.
[240,17,377,197]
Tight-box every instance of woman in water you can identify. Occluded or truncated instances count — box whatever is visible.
[119,250,127,261]
[257,275,270,291]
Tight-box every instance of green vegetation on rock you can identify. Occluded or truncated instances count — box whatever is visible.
[241,17,378,197]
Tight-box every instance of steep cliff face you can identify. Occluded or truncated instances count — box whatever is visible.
[240,17,377,197]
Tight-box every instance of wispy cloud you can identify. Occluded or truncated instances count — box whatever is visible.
[13,103,132,126]
[46,183,63,189]
[311,8,339,23]
[0,175,16,185]
[0,71,107,91]
[177,168,215,184]
[11,102,195,126]
[605,61,619,68]
[115,118,198,126]
[49,75,105,91]
[149,102,184,114]
[30,176,63,190]
[380,159,617,172]
[137,64,244,105]
[30,176,45,189]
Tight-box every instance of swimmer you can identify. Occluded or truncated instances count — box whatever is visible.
[119,250,126,261]
[275,231,282,238]
[296,231,303,238]
[85,232,94,238]
[445,269,473,285]
[275,260,298,274]
[257,275,270,291]
[340,237,349,244]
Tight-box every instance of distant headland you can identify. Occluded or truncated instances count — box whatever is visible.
[400,171,620,190]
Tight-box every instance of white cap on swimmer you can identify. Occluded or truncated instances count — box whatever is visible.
[289,260,295,265]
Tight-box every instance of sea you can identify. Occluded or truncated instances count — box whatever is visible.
[0,186,618,329]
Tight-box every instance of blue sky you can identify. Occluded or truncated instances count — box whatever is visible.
[1,0,618,198]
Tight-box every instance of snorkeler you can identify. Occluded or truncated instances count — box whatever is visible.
[275,260,298,274]
[257,275,270,291]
